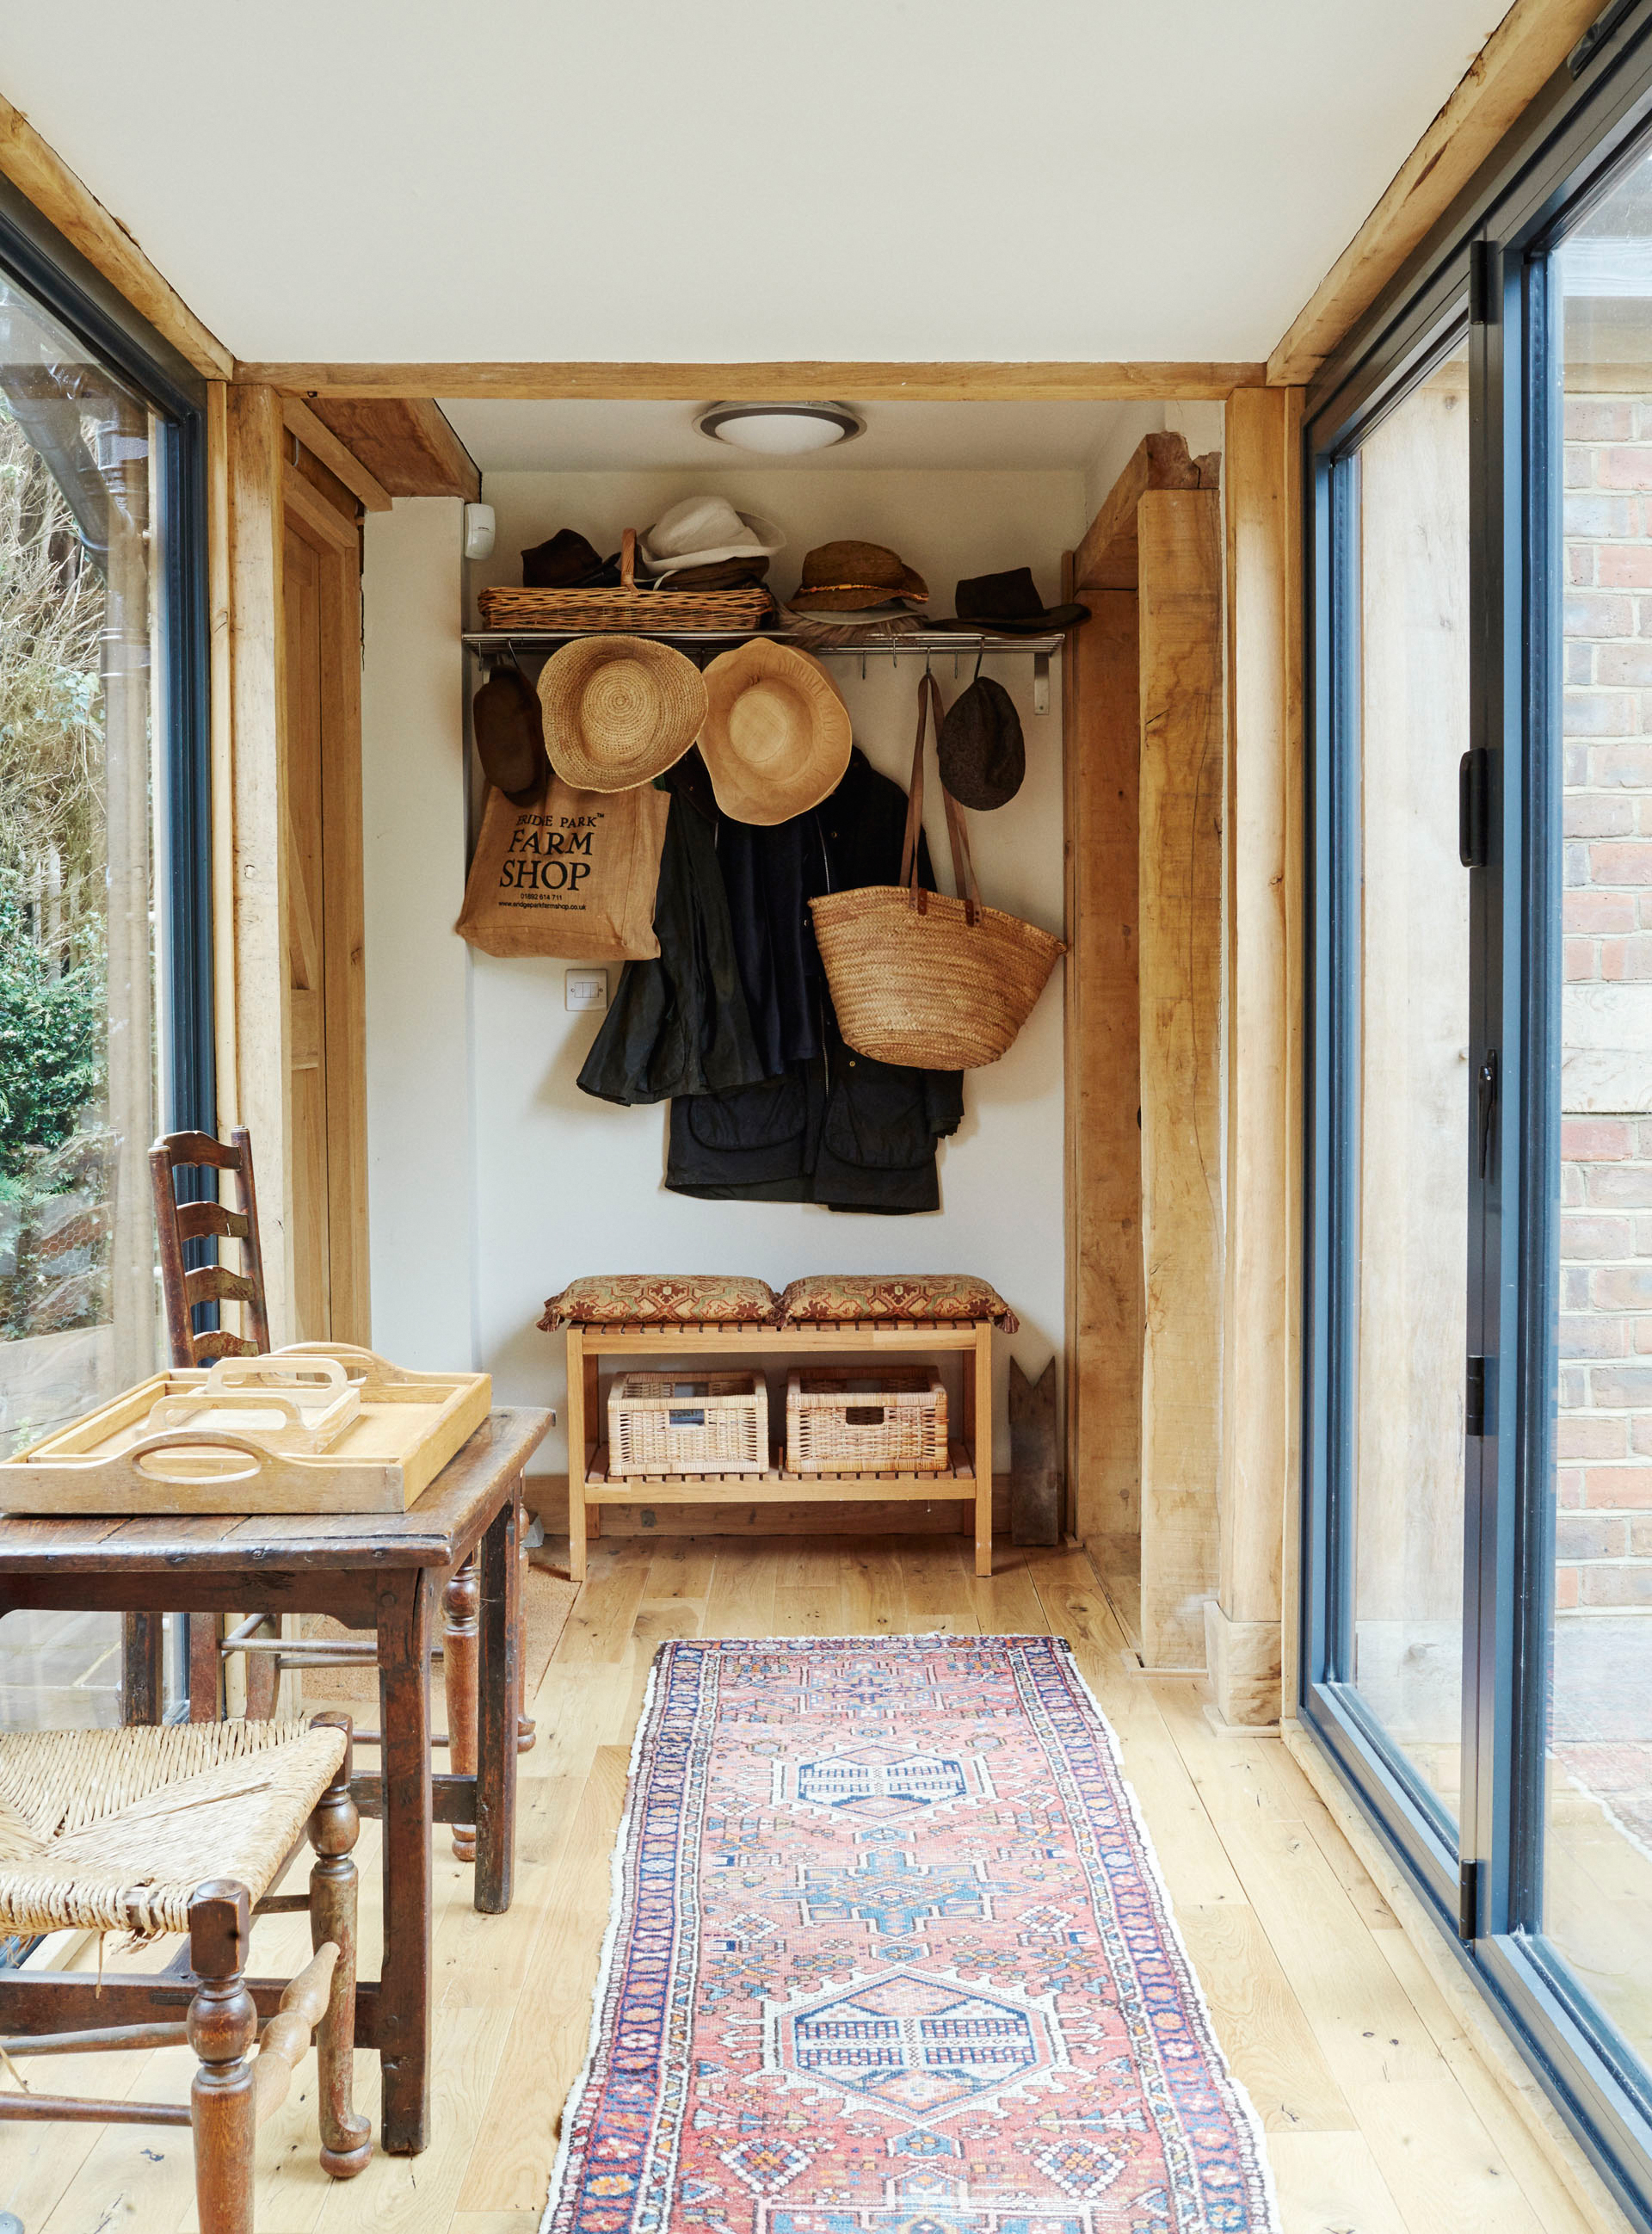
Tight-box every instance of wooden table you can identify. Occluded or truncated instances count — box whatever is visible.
[566,1320,995,1582]
[0,1405,551,2157]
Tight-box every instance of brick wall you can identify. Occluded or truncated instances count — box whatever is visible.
[1560,396,1652,1609]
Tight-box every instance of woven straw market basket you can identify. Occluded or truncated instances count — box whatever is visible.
[811,883,1063,1070]
[478,528,771,634]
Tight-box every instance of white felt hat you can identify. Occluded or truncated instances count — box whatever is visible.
[638,496,786,581]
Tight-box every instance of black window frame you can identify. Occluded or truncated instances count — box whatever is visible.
[1304,5,1652,2224]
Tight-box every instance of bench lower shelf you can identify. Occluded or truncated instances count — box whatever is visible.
[584,1441,977,1503]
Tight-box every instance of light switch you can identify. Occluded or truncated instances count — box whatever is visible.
[565,967,609,1013]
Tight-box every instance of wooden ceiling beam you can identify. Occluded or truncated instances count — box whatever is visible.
[1268,0,1604,386]
[0,93,232,381]
[304,397,479,501]
[281,397,391,511]
[1073,432,1203,589]
[235,361,1268,404]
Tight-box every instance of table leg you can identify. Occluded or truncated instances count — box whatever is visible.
[121,1612,164,1725]
[189,1613,224,1721]
[476,1483,521,1916]
[584,1350,602,1541]
[375,1569,434,2156]
[442,1560,479,1862]
[566,1327,588,1583]
[517,1534,536,1754]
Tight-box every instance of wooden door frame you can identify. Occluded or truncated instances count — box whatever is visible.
[210,381,369,1346]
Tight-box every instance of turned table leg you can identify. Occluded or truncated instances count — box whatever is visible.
[442,1560,480,1862]
[188,1881,256,2234]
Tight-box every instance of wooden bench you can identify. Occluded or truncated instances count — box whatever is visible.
[564,1318,995,1582]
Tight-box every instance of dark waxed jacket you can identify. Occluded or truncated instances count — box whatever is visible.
[665,750,965,1214]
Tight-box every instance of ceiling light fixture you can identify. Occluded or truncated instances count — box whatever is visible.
[696,401,864,454]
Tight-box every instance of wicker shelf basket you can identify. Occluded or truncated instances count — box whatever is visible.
[608,1373,768,1478]
[478,528,773,636]
[786,1367,948,1475]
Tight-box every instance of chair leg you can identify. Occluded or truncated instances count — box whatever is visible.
[188,1881,257,2234]
[442,1559,480,1862]
[308,1714,371,2178]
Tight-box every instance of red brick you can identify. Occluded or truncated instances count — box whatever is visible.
[1587,842,1652,884]
[1601,545,1652,586]
[1562,1367,1589,1407]
[1565,938,1599,980]
[1556,1566,1580,1609]
[1565,794,1636,836]
[1630,1517,1652,1555]
[1590,746,1652,788]
[1580,1564,1652,1607]
[1632,1318,1652,1352]
[1559,1465,1587,1507]
[1630,1416,1652,1455]
[1570,549,1597,588]
[1584,1464,1652,1504]
[1565,890,1637,934]
[1557,1413,1628,1458]
[1600,642,1652,688]
[1586,1160,1652,1204]
[1637,1119,1652,1156]
[1563,1163,1585,1206]
[1567,746,1591,786]
[1566,494,1638,538]
[1564,1117,1635,1157]
[1600,935,1652,979]
[1568,401,1636,441]
[1597,447,1652,491]
[1563,1215,1637,1258]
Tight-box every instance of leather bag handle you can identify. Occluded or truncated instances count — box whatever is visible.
[899,670,981,926]
[621,527,637,591]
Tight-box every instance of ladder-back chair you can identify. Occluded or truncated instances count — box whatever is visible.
[151,1126,271,1365]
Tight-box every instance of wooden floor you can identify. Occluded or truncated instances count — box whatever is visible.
[0,1534,1619,2234]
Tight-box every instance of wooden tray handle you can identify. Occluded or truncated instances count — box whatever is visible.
[145,1391,309,1435]
[121,1429,276,1488]
[268,1342,407,1399]
[205,1355,350,1396]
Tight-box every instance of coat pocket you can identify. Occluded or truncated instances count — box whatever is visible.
[687,1069,809,1153]
[822,1059,935,1172]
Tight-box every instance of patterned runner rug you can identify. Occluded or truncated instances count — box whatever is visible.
[544,1635,1277,2234]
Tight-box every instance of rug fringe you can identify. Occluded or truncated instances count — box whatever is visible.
[539,1646,667,2234]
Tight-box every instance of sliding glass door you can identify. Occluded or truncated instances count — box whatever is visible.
[1304,9,1652,2220]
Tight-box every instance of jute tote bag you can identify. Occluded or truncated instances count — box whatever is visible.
[455,772,669,960]
[810,672,1063,1068]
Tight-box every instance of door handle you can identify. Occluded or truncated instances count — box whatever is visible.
[1476,1050,1499,1179]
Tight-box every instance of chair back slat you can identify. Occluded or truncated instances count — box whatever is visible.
[150,1128,272,1367]
[175,1200,250,1244]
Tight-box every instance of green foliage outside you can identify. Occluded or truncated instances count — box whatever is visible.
[0,898,104,1194]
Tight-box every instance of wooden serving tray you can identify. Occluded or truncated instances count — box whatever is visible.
[0,1344,491,1515]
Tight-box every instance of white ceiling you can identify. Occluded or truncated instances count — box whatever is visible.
[0,1,1507,366]
[441,398,1139,474]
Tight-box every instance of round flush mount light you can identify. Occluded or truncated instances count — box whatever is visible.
[696,401,864,454]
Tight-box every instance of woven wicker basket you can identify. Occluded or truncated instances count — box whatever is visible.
[811,673,1063,1069]
[479,529,772,635]
[786,1368,948,1474]
[608,1372,767,1477]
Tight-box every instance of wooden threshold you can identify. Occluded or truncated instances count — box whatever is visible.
[234,360,1267,404]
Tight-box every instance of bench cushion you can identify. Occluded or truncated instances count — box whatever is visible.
[778,1274,1018,1332]
[539,1274,780,1330]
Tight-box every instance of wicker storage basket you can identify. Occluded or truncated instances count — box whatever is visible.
[786,1367,948,1474]
[479,529,772,635]
[811,673,1062,1070]
[608,1373,767,1477]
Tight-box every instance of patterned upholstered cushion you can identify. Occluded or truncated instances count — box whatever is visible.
[539,1275,780,1330]
[778,1274,1018,1332]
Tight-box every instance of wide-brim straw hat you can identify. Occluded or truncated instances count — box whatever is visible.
[539,636,707,793]
[789,540,928,614]
[700,640,852,826]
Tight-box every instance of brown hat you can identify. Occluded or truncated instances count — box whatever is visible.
[939,676,1025,811]
[538,636,707,793]
[789,540,928,614]
[700,641,851,825]
[930,566,1090,636]
[521,528,606,589]
[472,663,549,804]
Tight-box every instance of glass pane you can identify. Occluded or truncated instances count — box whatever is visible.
[1347,335,1472,1821]
[1544,151,1652,2060]
[0,277,163,1728]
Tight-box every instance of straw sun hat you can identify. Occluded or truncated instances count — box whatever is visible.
[538,636,707,793]
[700,640,851,825]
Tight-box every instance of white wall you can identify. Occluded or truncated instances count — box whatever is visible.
[364,467,1085,1478]
[361,498,477,1368]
